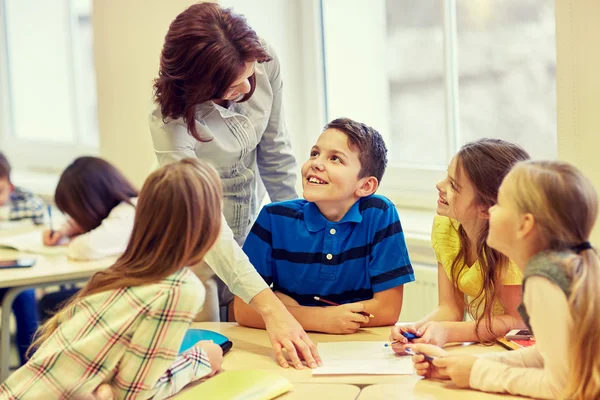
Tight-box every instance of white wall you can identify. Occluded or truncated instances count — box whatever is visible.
[93,0,199,187]
[555,0,600,243]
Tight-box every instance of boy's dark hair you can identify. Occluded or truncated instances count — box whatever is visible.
[323,118,388,183]
[0,152,11,180]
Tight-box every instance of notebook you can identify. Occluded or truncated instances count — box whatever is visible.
[0,231,67,256]
[312,341,413,375]
[173,370,292,400]
[179,329,233,355]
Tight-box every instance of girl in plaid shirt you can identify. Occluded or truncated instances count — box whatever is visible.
[0,158,224,399]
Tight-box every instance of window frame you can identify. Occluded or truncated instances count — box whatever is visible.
[0,0,98,173]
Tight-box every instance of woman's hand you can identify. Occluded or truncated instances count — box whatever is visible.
[75,384,114,400]
[432,354,478,388]
[389,324,421,354]
[404,343,450,380]
[411,321,450,346]
[262,306,322,370]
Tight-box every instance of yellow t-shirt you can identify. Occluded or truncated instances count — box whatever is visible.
[431,215,522,317]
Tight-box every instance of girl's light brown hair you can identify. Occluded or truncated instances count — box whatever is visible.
[451,138,530,341]
[504,161,599,399]
[30,158,223,353]
[153,2,272,142]
[55,157,138,233]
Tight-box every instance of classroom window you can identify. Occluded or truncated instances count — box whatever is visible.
[321,0,556,207]
[0,0,98,171]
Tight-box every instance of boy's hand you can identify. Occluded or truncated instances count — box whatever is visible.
[197,340,223,376]
[42,229,65,246]
[321,303,370,334]
[404,343,450,380]
[411,321,450,346]
[389,324,421,354]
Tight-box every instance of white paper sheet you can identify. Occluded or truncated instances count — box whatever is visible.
[0,231,67,256]
[312,341,414,375]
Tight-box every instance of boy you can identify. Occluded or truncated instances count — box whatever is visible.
[0,152,45,224]
[0,152,44,366]
[234,118,414,334]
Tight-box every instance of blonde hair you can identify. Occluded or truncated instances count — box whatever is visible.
[505,160,599,399]
[29,158,223,354]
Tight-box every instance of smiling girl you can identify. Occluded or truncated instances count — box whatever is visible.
[391,139,530,349]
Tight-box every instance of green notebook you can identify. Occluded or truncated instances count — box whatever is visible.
[173,370,292,400]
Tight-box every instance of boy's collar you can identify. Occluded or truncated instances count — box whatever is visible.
[303,200,363,232]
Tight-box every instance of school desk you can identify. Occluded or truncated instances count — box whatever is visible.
[191,322,511,387]
[280,383,360,399]
[357,383,523,400]
[0,248,116,380]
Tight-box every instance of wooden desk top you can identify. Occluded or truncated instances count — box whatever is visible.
[357,383,523,400]
[281,383,360,400]
[0,248,117,289]
[191,322,510,386]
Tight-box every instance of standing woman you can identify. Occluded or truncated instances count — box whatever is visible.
[149,3,319,369]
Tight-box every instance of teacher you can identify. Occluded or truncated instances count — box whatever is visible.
[149,3,319,369]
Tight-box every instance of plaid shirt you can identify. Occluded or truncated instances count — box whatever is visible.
[0,268,210,400]
[6,187,45,224]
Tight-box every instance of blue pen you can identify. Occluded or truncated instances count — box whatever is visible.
[404,347,438,361]
[384,331,419,347]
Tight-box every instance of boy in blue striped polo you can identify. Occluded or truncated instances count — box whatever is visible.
[234,118,414,334]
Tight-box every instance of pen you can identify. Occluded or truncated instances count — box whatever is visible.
[403,347,438,361]
[47,204,54,237]
[313,296,375,318]
[384,332,419,347]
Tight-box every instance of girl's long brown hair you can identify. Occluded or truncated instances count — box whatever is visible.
[153,2,272,141]
[55,157,138,233]
[450,139,530,342]
[30,158,223,353]
[506,161,599,399]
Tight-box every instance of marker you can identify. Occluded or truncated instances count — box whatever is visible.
[313,296,375,318]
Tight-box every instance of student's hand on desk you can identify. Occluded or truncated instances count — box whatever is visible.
[321,303,370,334]
[197,340,223,376]
[389,324,421,354]
[263,307,321,370]
[404,343,449,380]
[410,321,450,346]
[42,229,66,246]
[431,354,477,388]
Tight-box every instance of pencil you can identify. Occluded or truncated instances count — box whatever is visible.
[313,296,375,318]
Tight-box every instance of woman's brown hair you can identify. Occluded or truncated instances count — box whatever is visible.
[153,2,272,141]
[450,139,530,342]
[505,161,599,399]
[30,158,223,352]
[55,157,138,233]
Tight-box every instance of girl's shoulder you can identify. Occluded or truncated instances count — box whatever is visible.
[524,250,572,296]
[431,215,461,259]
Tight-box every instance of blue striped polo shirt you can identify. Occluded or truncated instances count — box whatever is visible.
[242,194,414,306]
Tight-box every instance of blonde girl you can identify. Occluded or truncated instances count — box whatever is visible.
[408,161,600,399]
[0,159,224,399]
[391,139,530,348]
